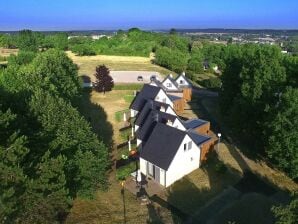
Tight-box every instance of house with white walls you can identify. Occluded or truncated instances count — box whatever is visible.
[139,123,211,187]
[135,109,184,146]
[150,73,192,102]
[129,84,180,118]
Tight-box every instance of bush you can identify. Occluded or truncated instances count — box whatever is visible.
[199,77,222,90]
[215,161,227,174]
[116,162,136,180]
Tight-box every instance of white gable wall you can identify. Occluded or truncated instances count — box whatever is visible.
[155,90,173,107]
[176,75,190,87]
[172,118,186,131]
[130,109,138,118]
[165,106,176,116]
[165,134,201,187]
[162,78,179,91]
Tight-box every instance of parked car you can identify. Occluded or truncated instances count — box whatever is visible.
[137,76,143,81]
[150,75,157,81]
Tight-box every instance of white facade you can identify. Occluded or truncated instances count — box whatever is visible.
[162,78,179,91]
[140,134,201,187]
[166,135,201,187]
[130,109,138,118]
[176,75,190,87]
[172,118,186,131]
[155,89,173,107]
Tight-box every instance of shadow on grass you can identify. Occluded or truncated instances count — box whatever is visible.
[76,88,114,170]
[164,148,291,224]
[77,88,114,148]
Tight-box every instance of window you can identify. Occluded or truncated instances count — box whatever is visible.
[163,98,166,103]
[184,143,187,151]
[180,80,184,84]
[188,141,192,150]
[148,163,154,176]
[166,83,172,87]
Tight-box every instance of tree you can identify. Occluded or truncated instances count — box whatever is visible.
[17,30,38,52]
[155,47,189,73]
[265,87,298,178]
[272,195,298,224]
[188,49,204,73]
[93,65,114,93]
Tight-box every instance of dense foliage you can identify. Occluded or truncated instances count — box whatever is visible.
[220,44,298,179]
[272,195,298,224]
[0,49,108,223]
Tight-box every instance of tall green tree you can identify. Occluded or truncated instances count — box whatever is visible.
[265,87,298,178]
[17,30,39,52]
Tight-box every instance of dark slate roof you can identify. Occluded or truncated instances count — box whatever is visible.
[168,94,182,102]
[140,123,186,170]
[187,130,211,146]
[136,110,177,142]
[130,84,161,111]
[135,100,169,126]
[163,75,180,89]
[182,119,208,130]
[150,79,165,89]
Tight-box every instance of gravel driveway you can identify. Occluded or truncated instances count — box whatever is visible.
[110,71,162,83]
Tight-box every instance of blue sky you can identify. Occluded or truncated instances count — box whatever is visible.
[1,0,298,30]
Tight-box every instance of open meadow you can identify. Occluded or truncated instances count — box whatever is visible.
[67,51,174,79]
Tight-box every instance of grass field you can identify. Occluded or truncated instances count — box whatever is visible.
[67,51,174,77]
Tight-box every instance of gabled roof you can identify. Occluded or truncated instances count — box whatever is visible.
[140,123,186,170]
[168,94,182,102]
[175,74,191,87]
[182,119,208,130]
[130,84,161,111]
[187,130,211,146]
[150,79,165,89]
[135,100,169,126]
[162,75,180,89]
[136,110,177,142]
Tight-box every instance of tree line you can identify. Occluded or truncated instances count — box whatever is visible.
[0,48,109,223]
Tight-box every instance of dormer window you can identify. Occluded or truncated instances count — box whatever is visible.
[167,83,172,87]
[180,80,184,84]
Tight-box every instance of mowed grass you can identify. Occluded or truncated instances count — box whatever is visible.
[66,51,174,77]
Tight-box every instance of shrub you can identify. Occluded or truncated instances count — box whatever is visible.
[199,77,222,90]
[116,162,136,180]
[215,161,227,174]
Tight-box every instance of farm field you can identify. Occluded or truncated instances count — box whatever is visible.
[67,51,174,79]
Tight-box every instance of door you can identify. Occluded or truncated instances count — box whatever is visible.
[155,166,160,183]
[147,162,155,178]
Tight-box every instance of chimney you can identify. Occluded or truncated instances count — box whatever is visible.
[182,71,186,76]
[169,73,173,78]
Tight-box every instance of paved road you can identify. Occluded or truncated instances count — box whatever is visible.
[110,71,162,83]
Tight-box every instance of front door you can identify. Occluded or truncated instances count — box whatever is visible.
[155,166,160,183]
